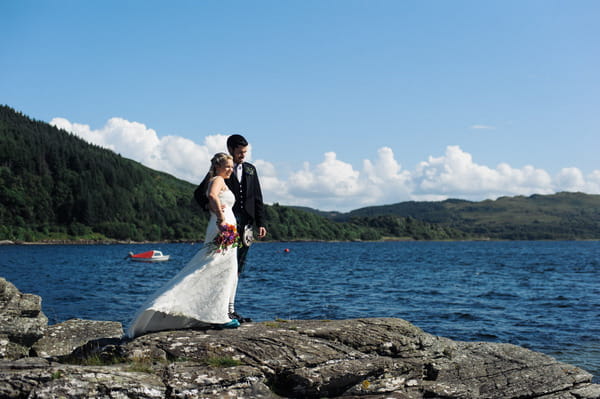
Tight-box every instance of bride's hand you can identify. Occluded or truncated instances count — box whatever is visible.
[217,219,228,229]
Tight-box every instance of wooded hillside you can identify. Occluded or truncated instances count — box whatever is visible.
[3,105,600,242]
[335,192,600,240]
[0,106,381,242]
[0,106,209,241]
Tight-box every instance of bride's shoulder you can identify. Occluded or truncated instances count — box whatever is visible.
[209,176,229,192]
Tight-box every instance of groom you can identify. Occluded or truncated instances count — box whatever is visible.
[225,134,267,274]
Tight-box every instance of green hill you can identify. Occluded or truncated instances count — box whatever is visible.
[0,105,209,242]
[3,105,599,242]
[0,106,378,242]
[335,192,600,240]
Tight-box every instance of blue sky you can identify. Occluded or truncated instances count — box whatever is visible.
[2,1,599,211]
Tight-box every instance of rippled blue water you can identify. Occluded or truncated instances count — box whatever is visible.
[1,241,598,382]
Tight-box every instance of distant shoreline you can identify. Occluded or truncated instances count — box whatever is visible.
[0,239,201,246]
[2,238,600,246]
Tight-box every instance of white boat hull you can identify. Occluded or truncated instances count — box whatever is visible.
[128,250,170,262]
[130,255,170,262]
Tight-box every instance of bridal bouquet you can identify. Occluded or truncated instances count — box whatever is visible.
[211,223,240,254]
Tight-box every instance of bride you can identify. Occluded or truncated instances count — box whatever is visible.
[128,153,241,338]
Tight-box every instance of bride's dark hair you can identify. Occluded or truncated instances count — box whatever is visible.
[208,152,233,178]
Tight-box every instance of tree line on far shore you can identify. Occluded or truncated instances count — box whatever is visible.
[2,105,600,243]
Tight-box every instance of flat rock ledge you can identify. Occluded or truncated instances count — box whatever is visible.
[1,277,599,398]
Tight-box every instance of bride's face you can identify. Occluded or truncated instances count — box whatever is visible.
[217,159,234,179]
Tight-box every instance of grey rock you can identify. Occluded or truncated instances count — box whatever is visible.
[31,318,124,358]
[0,360,166,399]
[0,277,47,359]
[0,335,28,361]
[121,319,600,398]
[163,361,276,398]
[0,319,598,398]
[1,278,599,398]
[293,318,599,398]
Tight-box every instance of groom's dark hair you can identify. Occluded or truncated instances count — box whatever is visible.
[227,134,248,150]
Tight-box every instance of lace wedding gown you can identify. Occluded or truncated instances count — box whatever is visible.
[127,189,238,338]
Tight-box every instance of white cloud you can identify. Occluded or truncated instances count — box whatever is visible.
[586,170,600,193]
[156,135,212,182]
[413,145,553,199]
[253,159,291,206]
[289,152,361,197]
[286,152,372,210]
[555,168,600,194]
[470,124,495,130]
[50,117,228,183]
[51,117,118,149]
[51,117,600,212]
[361,147,412,206]
[555,167,585,192]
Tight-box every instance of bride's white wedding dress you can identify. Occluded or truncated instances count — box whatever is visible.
[127,188,238,338]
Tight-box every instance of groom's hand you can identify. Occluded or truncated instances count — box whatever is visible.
[258,227,267,238]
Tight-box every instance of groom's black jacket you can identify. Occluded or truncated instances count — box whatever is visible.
[226,162,265,229]
[193,162,265,229]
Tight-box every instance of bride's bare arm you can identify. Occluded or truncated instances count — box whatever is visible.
[208,177,227,225]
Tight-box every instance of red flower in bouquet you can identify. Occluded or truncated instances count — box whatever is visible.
[211,223,240,254]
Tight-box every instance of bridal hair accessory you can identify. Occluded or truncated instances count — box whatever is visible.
[211,223,240,254]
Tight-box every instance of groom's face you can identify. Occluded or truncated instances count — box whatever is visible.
[230,145,248,165]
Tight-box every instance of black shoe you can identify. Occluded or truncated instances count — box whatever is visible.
[229,311,252,323]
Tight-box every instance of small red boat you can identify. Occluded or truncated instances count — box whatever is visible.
[127,250,170,262]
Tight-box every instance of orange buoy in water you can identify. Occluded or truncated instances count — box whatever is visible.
[284,248,290,253]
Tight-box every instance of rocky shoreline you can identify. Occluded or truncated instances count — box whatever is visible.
[1,277,599,398]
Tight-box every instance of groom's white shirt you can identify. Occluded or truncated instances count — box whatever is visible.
[235,163,243,182]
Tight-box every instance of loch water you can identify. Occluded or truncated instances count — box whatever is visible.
[1,241,598,381]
